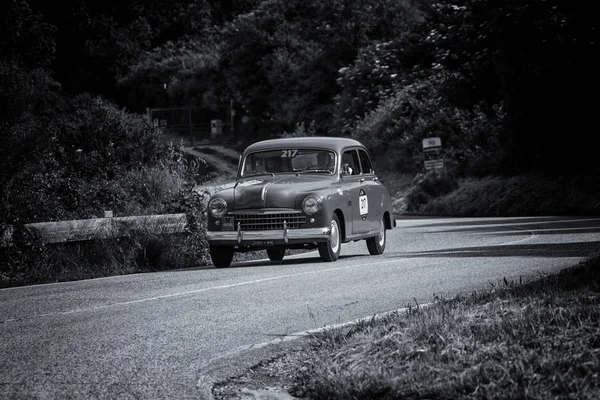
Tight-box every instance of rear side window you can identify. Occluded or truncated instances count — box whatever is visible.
[358,149,373,174]
[341,150,361,175]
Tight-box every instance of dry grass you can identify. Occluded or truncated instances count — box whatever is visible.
[285,254,600,399]
[410,173,600,217]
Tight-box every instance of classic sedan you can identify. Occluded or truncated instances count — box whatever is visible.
[205,136,396,268]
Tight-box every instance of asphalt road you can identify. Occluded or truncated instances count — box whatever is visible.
[1,216,599,399]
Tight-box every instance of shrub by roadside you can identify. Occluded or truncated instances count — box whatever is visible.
[0,235,189,288]
[0,81,221,287]
[404,171,600,217]
[0,185,211,288]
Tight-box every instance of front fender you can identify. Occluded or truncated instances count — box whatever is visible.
[301,188,350,238]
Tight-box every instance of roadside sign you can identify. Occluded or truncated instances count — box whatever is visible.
[422,137,442,149]
[422,137,444,171]
[424,159,444,169]
[211,119,223,138]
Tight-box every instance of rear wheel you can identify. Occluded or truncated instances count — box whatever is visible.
[366,217,386,255]
[210,246,234,268]
[318,214,341,262]
[267,248,285,261]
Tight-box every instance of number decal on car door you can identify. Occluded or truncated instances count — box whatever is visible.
[359,189,368,220]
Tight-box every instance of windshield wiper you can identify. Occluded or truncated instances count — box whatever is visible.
[242,172,277,179]
[297,169,330,174]
[242,172,270,178]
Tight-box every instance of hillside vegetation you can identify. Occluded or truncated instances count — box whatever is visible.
[1,0,598,287]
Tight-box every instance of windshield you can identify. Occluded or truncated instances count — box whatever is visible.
[241,149,336,177]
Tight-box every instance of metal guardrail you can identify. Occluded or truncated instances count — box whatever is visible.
[1,214,187,247]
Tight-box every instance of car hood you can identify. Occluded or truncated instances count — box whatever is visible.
[232,175,333,210]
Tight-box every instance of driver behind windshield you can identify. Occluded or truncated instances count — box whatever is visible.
[316,151,334,172]
[266,156,282,173]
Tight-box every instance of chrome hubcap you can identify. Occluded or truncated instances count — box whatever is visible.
[377,219,385,247]
[330,220,340,253]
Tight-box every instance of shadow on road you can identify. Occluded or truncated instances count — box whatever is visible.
[406,216,562,228]
[387,241,600,259]
[162,253,366,272]
[407,216,600,232]
[228,253,365,269]
[403,216,600,237]
[432,226,600,236]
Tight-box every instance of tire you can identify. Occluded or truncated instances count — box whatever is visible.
[267,248,285,261]
[210,245,234,268]
[366,217,386,255]
[318,214,342,262]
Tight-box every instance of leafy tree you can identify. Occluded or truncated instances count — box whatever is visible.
[422,0,598,173]
[24,0,217,98]
[171,0,424,137]
[0,60,64,225]
[333,26,434,137]
[1,0,56,69]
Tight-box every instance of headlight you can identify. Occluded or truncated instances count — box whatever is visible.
[302,195,322,215]
[208,198,228,218]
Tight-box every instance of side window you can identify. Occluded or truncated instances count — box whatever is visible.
[358,149,373,174]
[341,150,361,175]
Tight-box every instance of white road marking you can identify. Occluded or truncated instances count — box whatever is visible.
[6,216,598,322]
[497,229,536,246]
[1,258,405,324]
[480,227,599,234]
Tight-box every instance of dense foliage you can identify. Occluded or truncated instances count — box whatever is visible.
[121,0,596,175]
[2,0,597,214]
[1,0,597,285]
[3,0,595,177]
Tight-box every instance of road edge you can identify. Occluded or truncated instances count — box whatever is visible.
[196,305,431,399]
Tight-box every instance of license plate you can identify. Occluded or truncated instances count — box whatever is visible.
[251,240,274,246]
[223,217,234,230]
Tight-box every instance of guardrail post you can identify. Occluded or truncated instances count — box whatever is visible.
[188,108,194,147]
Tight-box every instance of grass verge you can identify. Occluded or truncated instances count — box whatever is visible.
[0,227,209,288]
[214,254,600,399]
[406,172,600,216]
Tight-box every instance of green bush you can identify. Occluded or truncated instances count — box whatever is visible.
[1,89,192,224]
[407,173,600,217]
[0,178,211,288]
[0,232,207,289]
[0,74,214,286]
[423,0,597,173]
[405,170,458,212]
[351,73,504,176]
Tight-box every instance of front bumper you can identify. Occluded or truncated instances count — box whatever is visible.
[206,226,331,246]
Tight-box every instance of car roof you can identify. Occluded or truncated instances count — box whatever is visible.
[243,136,365,154]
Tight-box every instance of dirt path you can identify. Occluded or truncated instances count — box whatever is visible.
[184,145,240,196]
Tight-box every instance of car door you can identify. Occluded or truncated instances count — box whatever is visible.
[340,148,369,235]
[357,148,382,233]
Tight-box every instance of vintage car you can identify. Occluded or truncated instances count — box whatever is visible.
[205,136,396,268]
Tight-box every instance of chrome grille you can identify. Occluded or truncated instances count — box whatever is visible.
[233,212,306,230]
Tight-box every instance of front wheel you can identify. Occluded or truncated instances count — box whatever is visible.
[318,214,342,262]
[366,217,386,255]
[267,248,285,261]
[210,245,234,268]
